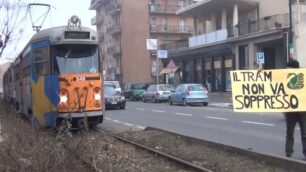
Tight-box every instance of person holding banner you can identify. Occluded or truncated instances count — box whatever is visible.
[284,60,306,160]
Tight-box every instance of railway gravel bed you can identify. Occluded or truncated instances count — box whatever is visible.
[119,128,306,172]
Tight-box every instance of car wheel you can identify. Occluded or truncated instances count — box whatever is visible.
[169,98,173,105]
[182,99,187,106]
[120,104,126,109]
[203,102,208,106]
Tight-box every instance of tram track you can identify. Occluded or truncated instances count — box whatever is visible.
[94,128,213,172]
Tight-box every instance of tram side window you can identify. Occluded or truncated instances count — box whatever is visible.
[33,47,49,75]
[23,53,31,77]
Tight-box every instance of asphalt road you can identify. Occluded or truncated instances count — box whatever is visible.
[98,101,305,160]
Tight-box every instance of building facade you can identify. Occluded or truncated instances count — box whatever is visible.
[90,0,194,85]
[162,0,299,92]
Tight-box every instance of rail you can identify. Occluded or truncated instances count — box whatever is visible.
[95,128,213,172]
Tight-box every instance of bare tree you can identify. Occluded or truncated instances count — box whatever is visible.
[0,0,28,59]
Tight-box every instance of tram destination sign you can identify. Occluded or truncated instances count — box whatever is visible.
[230,69,306,112]
[65,31,90,39]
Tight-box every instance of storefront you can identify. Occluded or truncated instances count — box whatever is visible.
[165,44,234,92]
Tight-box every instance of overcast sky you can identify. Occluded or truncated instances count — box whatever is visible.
[1,0,95,64]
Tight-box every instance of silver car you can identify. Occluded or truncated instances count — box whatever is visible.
[169,84,209,106]
[142,84,174,103]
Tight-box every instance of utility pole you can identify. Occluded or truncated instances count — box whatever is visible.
[289,0,294,60]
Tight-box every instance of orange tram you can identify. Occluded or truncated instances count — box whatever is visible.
[3,19,104,129]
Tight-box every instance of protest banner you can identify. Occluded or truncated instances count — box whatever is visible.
[230,69,305,112]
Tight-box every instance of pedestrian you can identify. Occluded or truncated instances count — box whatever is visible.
[284,59,306,160]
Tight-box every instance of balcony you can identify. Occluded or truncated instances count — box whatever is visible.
[150,25,193,34]
[160,40,189,50]
[91,16,96,25]
[107,67,121,75]
[163,14,289,51]
[190,14,289,48]
[233,14,289,36]
[106,4,121,16]
[107,45,121,56]
[149,4,184,14]
[106,24,121,35]
[189,29,228,48]
[89,0,106,10]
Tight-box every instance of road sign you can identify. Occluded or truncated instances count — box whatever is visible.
[167,59,177,69]
[146,39,157,50]
[256,52,265,64]
[157,50,168,58]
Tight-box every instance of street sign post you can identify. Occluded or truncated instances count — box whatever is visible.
[256,52,265,70]
[146,39,157,50]
[147,39,159,85]
[256,52,265,64]
[157,50,168,59]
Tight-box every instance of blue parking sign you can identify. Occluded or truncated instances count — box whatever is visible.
[157,50,168,59]
[256,52,265,64]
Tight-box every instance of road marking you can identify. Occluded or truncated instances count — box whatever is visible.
[135,125,146,130]
[175,113,193,117]
[105,117,111,120]
[152,110,165,113]
[206,116,228,121]
[136,108,146,111]
[123,122,133,127]
[113,120,122,123]
[242,121,275,126]
[105,117,145,130]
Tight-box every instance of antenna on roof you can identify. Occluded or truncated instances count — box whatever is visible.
[27,3,54,32]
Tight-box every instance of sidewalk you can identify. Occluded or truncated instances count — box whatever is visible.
[208,92,233,108]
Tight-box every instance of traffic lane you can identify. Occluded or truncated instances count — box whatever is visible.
[126,101,286,130]
[116,105,286,139]
[114,102,305,158]
[105,108,300,158]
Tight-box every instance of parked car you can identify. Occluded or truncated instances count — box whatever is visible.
[142,84,174,103]
[104,85,126,109]
[123,83,148,100]
[104,81,121,93]
[169,84,209,106]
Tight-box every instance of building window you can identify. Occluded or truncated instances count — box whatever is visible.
[162,17,168,31]
[179,19,186,32]
[178,0,188,10]
[239,45,249,69]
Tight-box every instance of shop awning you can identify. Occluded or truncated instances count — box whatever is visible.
[160,67,179,74]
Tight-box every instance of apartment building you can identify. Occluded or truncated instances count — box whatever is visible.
[162,0,304,92]
[90,0,194,85]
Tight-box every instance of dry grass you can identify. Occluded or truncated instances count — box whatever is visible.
[0,102,90,172]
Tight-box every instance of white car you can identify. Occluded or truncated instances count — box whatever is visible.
[104,81,121,93]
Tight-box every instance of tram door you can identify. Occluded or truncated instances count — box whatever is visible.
[31,40,52,127]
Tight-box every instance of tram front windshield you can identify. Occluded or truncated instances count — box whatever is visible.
[53,44,100,74]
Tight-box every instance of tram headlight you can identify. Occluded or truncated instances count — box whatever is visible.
[94,87,102,107]
[60,95,68,103]
[59,90,68,104]
[94,94,101,100]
